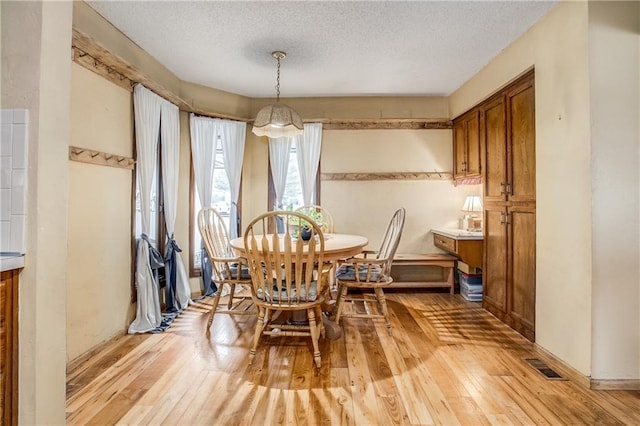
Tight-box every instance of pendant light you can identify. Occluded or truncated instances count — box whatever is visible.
[252,51,303,138]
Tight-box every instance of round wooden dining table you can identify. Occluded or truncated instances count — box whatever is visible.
[229,233,368,339]
[229,233,368,261]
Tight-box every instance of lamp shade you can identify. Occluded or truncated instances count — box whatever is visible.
[461,196,483,212]
[252,102,304,138]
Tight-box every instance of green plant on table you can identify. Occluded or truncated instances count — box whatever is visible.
[279,206,326,237]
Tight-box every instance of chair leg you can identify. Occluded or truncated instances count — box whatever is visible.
[227,284,236,309]
[374,287,392,335]
[249,307,266,365]
[333,283,349,324]
[206,285,223,331]
[315,305,325,338]
[328,260,337,295]
[307,308,321,369]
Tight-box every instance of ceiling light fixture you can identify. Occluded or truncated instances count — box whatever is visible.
[252,51,303,138]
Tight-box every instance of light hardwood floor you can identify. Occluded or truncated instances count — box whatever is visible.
[66,290,640,425]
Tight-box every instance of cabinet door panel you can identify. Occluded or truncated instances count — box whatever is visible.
[1,275,5,419]
[453,120,466,179]
[508,208,536,341]
[508,82,535,202]
[2,269,19,426]
[483,207,508,318]
[466,112,481,177]
[483,97,507,203]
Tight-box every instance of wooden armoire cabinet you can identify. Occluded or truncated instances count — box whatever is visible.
[453,109,481,180]
[481,70,536,341]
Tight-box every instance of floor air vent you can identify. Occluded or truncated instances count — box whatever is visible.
[525,358,565,380]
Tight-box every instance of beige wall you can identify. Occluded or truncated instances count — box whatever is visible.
[242,96,454,236]
[450,1,594,375]
[181,81,252,119]
[67,63,135,361]
[252,96,449,119]
[1,1,73,423]
[243,127,479,254]
[321,129,477,253]
[588,1,640,380]
[242,96,477,257]
[450,1,640,380]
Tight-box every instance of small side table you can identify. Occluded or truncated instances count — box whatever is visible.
[431,228,484,269]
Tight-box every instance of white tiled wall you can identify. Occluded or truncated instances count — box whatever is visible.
[0,109,28,253]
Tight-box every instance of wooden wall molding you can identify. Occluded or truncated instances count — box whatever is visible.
[71,28,247,122]
[69,146,135,170]
[71,29,454,128]
[321,119,451,130]
[72,46,134,92]
[321,172,452,181]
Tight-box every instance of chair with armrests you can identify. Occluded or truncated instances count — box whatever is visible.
[198,207,255,333]
[243,211,330,368]
[333,207,406,335]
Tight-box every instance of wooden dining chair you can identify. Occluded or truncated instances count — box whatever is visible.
[197,207,255,334]
[243,211,330,368]
[295,204,338,290]
[295,204,335,233]
[333,208,406,335]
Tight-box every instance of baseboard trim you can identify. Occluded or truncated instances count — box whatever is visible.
[534,344,640,390]
[533,343,591,389]
[590,379,640,390]
[67,332,127,372]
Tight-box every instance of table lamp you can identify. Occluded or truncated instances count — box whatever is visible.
[461,196,483,231]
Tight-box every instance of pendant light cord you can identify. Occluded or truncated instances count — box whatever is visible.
[275,56,281,102]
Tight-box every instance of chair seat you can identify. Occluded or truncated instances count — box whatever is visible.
[256,279,319,302]
[336,264,382,282]
[221,263,252,280]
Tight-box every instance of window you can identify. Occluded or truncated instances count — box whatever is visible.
[133,144,166,299]
[133,146,165,250]
[268,143,321,212]
[134,168,162,245]
[189,138,237,276]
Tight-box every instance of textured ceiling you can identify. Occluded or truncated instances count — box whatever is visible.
[87,1,557,98]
